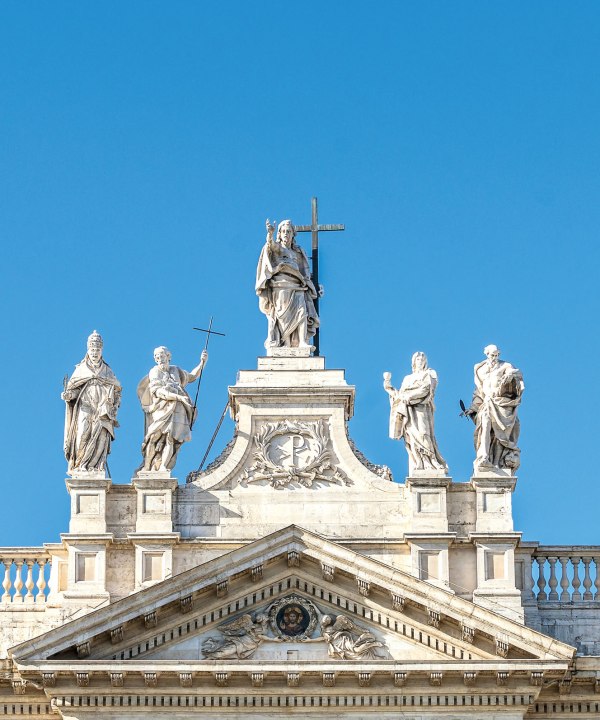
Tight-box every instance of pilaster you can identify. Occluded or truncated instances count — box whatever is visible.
[404,533,457,591]
[59,533,113,605]
[126,533,180,591]
[470,531,523,623]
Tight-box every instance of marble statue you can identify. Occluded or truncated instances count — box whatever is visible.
[62,331,121,476]
[320,614,385,660]
[463,345,524,472]
[202,613,280,659]
[383,352,447,474]
[256,219,319,351]
[137,347,208,472]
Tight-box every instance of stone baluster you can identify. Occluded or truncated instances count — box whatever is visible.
[13,560,24,603]
[36,560,48,604]
[593,557,600,600]
[24,560,35,603]
[536,557,548,601]
[547,557,559,601]
[582,557,593,600]
[559,556,570,601]
[571,557,582,601]
[520,553,536,601]
[1,560,12,603]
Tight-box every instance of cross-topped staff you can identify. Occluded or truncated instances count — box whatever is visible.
[190,317,225,428]
[295,197,344,356]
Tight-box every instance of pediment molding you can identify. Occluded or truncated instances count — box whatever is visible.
[90,570,484,663]
[11,526,575,668]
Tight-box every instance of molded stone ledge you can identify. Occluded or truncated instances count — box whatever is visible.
[469,532,522,543]
[406,475,452,487]
[257,355,325,370]
[470,476,517,492]
[132,476,178,491]
[471,469,518,483]
[60,534,114,545]
[67,470,109,481]
[134,471,176,483]
[65,477,112,491]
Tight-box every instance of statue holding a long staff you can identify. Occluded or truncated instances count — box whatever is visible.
[137,345,208,473]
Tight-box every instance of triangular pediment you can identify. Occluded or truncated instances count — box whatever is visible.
[11,525,573,671]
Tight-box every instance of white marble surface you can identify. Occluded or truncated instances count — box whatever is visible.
[137,346,207,472]
[463,345,524,473]
[384,352,447,475]
[62,331,121,476]
[256,219,319,353]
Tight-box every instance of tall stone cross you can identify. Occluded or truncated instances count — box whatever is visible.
[295,197,345,356]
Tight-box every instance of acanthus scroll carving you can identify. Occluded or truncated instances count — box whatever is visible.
[241,420,350,489]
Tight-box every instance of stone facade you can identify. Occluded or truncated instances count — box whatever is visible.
[1,352,599,718]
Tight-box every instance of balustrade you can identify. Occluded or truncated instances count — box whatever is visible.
[528,547,600,604]
[0,550,51,604]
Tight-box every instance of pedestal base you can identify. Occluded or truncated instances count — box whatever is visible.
[471,476,517,533]
[65,477,112,534]
[136,470,175,481]
[266,345,315,358]
[132,476,178,533]
[405,475,452,533]
[472,466,516,480]
[408,469,450,479]
[68,469,109,480]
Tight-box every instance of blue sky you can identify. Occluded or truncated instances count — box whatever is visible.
[1,2,599,547]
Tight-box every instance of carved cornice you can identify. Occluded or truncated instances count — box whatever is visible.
[11,525,576,668]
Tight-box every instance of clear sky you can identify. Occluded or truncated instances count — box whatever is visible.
[1,2,599,547]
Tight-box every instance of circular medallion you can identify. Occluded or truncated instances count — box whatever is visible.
[275,603,310,636]
[267,594,319,641]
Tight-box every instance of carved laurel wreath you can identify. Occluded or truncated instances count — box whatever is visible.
[241,419,350,489]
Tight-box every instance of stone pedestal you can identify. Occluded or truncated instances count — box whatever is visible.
[404,476,454,589]
[127,533,180,591]
[469,473,522,622]
[60,533,112,605]
[183,354,405,544]
[470,531,523,623]
[128,476,180,590]
[471,474,516,533]
[132,475,178,534]
[404,533,456,591]
[405,475,452,533]
[65,476,111,535]
[265,345,315,358]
